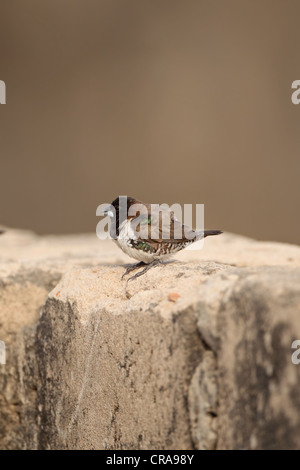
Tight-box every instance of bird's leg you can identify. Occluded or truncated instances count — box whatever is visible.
[126,259,161,283]
[159,259,176,266]
[121,261,146,280]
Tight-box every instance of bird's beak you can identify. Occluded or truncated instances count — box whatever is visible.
[103,205,114,218]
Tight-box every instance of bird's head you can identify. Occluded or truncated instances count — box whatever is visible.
[103,196,142,221]
[103,196,145,238]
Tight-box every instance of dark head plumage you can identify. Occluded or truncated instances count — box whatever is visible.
[110,196,139,211]
[106,196,142,238]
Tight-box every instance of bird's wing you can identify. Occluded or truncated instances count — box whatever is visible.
[129,204,196,244]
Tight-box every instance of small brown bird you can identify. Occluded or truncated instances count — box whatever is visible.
[103,196,222,281]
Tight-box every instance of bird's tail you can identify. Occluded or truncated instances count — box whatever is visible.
[203,230,222,238]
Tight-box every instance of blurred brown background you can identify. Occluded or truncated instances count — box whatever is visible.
[0,0,299,243]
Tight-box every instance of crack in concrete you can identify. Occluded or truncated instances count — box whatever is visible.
[65,316,101,441]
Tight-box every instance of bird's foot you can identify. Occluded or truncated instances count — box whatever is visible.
[126,259,161,283]
[121,261,146,280]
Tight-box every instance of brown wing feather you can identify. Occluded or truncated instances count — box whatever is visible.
[129,203,196,245]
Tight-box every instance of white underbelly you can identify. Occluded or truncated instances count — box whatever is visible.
[114,238,157,262]
[114,219,173,263]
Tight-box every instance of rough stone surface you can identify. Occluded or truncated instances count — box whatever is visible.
[0,229,300,449]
